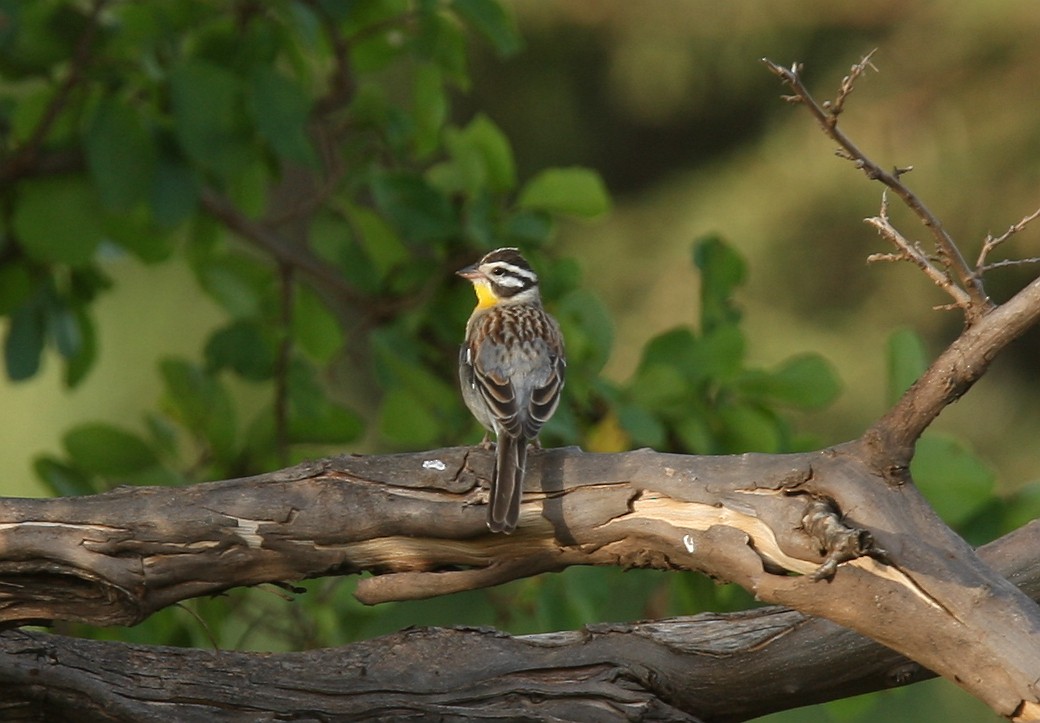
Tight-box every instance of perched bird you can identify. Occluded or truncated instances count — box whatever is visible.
[457,248,566,533]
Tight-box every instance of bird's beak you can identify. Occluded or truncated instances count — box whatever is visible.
[456,263,484,281]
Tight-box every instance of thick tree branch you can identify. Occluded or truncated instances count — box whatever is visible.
[0,512,1038,722]
[1,442,1039,718]
[868,273,1040,458]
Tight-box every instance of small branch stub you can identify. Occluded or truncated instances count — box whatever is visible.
[801,498,888,581]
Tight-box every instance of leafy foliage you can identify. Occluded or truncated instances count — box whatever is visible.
[0,1,1014,682]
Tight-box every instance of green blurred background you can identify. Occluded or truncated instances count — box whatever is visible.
[3,1,1040,720]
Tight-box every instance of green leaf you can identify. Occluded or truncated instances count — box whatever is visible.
[0,263,34,315]
[293,288,344,364]
[912,433,996,527]
[415,7,469,86]
[505,209,553,246]
[347,203,409,280]
[34,455,97,497]
[673,414,714,454]
[160,357,236,460]
[84,97,156,210]
[349,27,407,73]
[103,205,175,263]
[637,328,698,377]
[518,167,611,218]
[718,403,782,454]
[556,288,614,375]
[692,325,745,384]
[413,63,448,157]
[150,158,199,229]
[636,325,744,388]
[370,326,458,410]
[343,0,408,36]
[13,176,105,265]
[629,363,689,413]
[204,320,276,381]
[193,255,268,317]
[886,327,928,406]
[693,235,746,332]
[284,360,364,444]
[169,59,248,178]
[371,171,457,242]
[290,400,364,445]
[63,423,159,476]
[444,113,516,194]
[310,213,380,295]
[740,353,842,410]
[4,302,44,381]
[617,405,666,448]
[247,67,316,166]
[45,298,80,359]
[1002,481,1040,533]
[452,0,522,56]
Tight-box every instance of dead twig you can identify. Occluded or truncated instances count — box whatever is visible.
[977,206,1040,272]
[865,192,974,312]
[762,53,994,323]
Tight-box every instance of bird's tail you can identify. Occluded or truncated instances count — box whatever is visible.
[489,435,526,533]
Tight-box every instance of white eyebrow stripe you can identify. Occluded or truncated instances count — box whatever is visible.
[484,262,538,283]
[496,274,526,287]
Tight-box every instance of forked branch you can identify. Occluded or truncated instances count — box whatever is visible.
[762,53,993,322]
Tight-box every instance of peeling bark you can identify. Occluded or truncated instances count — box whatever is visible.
[0,443,1038,718]
[0,520,1037,722]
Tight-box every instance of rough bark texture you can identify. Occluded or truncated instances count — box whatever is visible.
[0,519,1037,722]
[1,444,1039,719]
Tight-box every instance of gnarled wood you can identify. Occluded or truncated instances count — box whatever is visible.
[1,442,1039,717]
[1,520,1037,722]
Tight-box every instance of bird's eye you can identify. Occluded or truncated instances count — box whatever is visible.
[491,268,506,276]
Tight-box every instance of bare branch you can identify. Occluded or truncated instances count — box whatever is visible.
[826,49,878,117]
[977,206,1040,271]
[762,54,994,322]
[864,194,973,312]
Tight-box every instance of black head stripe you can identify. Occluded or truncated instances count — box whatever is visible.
[479,248,539,298]
[479,247,530,271]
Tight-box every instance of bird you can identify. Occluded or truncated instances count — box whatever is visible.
[457,247,566,533]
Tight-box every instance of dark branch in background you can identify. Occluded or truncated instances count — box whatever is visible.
[198,189,355,301]
[762,53,994,322]
[0,0,107,185]
[274,262,295,466]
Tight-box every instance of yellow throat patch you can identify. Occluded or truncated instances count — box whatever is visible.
[472,281,499,310]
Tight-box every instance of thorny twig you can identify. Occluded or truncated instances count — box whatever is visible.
[865,192,973,310]
[977,206,1040,272]
[762,53,994,323]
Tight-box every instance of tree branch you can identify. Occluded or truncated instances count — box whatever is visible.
[761,54,994,322]
[1,497,1039,722]
[1,441,1039,717]
[977,206,1040,272]
[868,271,1040,457]
[0,0,107,185]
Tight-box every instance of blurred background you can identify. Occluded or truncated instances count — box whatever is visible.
[3,1,1040,720]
